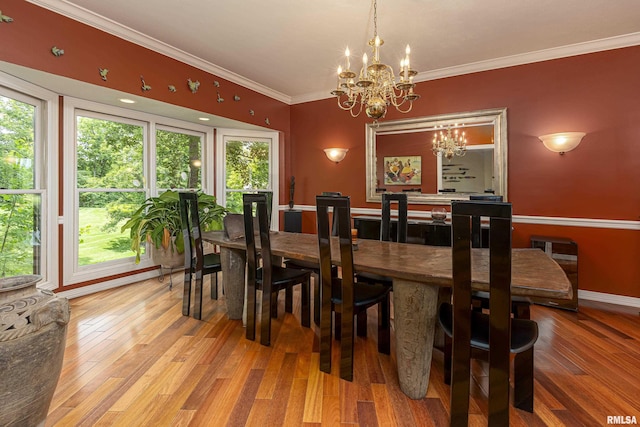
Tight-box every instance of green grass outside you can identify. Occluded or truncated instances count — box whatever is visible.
[78,207,138,266]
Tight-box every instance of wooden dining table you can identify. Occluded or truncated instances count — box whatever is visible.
[203,230,572,400]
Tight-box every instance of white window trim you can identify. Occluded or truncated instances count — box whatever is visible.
[62,96,214,286]
[215,128,280,230]
[0,71,59,290]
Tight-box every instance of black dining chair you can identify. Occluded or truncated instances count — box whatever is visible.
[355,192,407,286]
[179,191,223,320]
[468,195,532,319]
[284,191,341,326]
[243,193,311,346]
[354,193,408,336]
[438,201,539,425]
[316,195,391,381]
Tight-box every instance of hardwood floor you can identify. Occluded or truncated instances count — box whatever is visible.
[46,274,640,426]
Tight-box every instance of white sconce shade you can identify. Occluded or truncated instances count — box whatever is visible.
[324,148,348,163]
[539,132,585,154]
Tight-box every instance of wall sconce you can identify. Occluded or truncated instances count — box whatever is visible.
[539,132,585,154]
[324,148,348,163]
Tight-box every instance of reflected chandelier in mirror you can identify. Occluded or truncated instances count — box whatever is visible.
[365,108,508,204]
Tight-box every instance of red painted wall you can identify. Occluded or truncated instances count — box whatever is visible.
[1,1,638,299]
[290,47,640,298]
[0,0,291,291]
[0,1,290,135]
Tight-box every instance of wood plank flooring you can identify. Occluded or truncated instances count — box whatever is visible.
[46,274,640,426]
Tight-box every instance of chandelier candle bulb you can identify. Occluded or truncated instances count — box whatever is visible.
[345,47,350,70]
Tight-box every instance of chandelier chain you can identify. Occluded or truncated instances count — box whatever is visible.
[373,0,378,38]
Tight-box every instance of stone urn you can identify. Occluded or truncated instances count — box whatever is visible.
[0,275,70,427]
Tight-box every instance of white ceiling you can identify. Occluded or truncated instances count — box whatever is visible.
[26,0,640,104]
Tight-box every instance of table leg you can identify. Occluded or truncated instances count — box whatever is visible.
[220,247,246,320]
[393,279,439,399]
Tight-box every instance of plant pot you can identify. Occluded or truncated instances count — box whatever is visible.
[152,243,184,269]
[0,275,70,427]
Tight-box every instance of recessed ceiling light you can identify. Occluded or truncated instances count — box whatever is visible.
[198,117,210,121]
[119,98,135,104]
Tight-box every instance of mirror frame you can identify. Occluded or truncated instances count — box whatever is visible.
[365,108,508,205]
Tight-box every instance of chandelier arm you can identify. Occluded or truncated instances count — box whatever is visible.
[388,93,407,108]
[336,95,354,111]
[394,102,413,114]
[349,100,365,118]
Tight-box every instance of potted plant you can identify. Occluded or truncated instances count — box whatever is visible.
[121,189,227,265]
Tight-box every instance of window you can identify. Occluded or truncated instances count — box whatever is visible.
[64,98,212,285]
[156,126,203,191]
[75,112,146,267]
[0,73,57,287]
[216,129,279,228]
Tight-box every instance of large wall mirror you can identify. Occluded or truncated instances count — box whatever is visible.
[366,108,507,204]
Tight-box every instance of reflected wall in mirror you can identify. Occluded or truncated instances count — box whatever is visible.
[366,108,507,204]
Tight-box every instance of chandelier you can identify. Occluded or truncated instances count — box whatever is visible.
[432,126,467,160]
[330,0,419,121]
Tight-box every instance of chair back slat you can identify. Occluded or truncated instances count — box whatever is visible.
[316,195,355,380]
[179,192,205,271]
[320,191,342,236]
[381,193,408,243]
[243,192,273,343]
[469,195,504,248]
[179,192,205,317]
[450,200,512,426]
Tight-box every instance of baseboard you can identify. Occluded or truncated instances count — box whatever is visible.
[55,264,640,310]
[56,269,161,299]
[579,290,640,309]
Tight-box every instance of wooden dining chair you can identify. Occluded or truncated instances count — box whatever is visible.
[284,191,341,326]
[179,192,222,320]
[438,200,539,425]
[316,195,391,381]
[354,193,409,336]
[243,193,311,346]
[355,192,407,289]
[468,195,532,320]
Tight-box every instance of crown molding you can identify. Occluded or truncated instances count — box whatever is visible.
[291,32,640,105]
[26,1,640,106]
[26,0,292,105]
[413,32,640,84]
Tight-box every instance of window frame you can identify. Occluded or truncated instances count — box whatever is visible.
[215,128,280,230]
[0,72,58,290]
[63,97,214,286]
